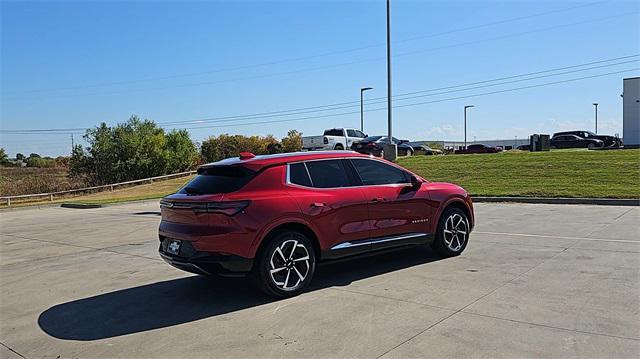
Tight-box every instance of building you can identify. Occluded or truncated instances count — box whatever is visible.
[623,77,640,148]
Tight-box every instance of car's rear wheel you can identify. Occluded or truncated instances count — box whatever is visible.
[254,230,316,298]
[587,143,596,149]
[405,149,413,157]
[431,207,470,257]
[334,144,344,150]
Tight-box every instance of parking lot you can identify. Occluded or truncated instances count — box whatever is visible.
[1,201,638,358]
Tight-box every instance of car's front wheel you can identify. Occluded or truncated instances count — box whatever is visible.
[254,230,316,298]
[431,207,470,257]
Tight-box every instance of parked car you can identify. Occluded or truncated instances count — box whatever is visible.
[516,144,531,151]
[302,128,367,151]
[454,144,502,154]
[159,151,474,298]
[412,144,443,156]
[550,134,604,149]
[351,136,414,156]
[552,130,621,147]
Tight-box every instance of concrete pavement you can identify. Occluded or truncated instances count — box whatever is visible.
[0,202,638,358]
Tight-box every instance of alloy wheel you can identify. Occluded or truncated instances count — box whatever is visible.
[269,238,311,291]
[443,213,468,252]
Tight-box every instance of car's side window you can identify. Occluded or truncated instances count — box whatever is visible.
[354,130,366,138]
[350,159,409,186]
[305,160,352,188]
[347,129,357,137]
[288,163,312,187]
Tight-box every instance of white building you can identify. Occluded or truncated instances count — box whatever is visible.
[623,77,640,147]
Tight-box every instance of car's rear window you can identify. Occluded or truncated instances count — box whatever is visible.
[323,129,344,136]
[179,166,255,195]
[289,163,312,187]
[362,136,383,142]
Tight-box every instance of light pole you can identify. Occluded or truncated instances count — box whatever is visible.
[360,87,373,132]
[383,0,397,160]
[593,103,598,133]
[464,105,474,149]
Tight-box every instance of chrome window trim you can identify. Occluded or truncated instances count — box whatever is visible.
[285,157,415,191]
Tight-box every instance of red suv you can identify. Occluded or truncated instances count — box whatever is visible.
[159,151,474,297]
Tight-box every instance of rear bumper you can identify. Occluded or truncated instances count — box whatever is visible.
[158,239,253,277]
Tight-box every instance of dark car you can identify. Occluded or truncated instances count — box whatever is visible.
[552,131,621,147]
[351,136,414,156]
[550,134,604,149]
[454,144,502,154]
[159,151,474,298]
[412,144,443,155]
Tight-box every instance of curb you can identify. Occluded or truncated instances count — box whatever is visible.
[60,203,103,209]
[473,196,639,206]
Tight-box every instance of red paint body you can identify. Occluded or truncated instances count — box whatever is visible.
[159,151,474,274]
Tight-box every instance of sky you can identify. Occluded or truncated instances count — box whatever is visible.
[1,0,639,157]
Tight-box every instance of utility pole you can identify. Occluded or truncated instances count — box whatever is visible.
[71,133,74,151]
[593,103,598,133]
[383,0,397,160]
[464,105,474,149]
[360,87,373,132]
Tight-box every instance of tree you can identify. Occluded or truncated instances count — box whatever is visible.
[69,116,198,185]
[165,129,199,172]
[0,148,10,166]
[15,153,25,161]
[281,130,302,153]
[200,134,280,163]
[29,153,41,158]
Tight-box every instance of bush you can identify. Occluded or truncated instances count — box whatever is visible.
[26,157,57,168]
[201,134,279,163]
[281,130,302,153]
[69,116,198,185]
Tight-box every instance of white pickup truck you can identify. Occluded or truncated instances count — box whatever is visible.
[302,128,367,151]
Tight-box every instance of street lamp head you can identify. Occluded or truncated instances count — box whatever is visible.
[593,103,598,106]
[465,105,475,109]
[361,87,373,91]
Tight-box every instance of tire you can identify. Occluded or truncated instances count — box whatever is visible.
[587,143,595,149]
[431,207,470,257]
[253,230,316,298]
[405,149,413,157]
[334,144,344,150]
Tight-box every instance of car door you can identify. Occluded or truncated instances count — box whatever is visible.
[554,136,567,148]
[286,159,371,258]
[346,129,359,149]
[348,158,433,246]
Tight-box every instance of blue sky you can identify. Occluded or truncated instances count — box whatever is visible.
[1,0,638,156]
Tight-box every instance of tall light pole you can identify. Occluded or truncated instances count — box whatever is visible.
[464,105,474,149]
[593,103,598,133]
[360,87,373,132]
[384,0,397,160]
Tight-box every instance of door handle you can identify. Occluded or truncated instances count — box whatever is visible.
[371,197,385,202]
[311,202,326,208]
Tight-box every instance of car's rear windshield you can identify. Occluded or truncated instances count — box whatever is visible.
[179,166,256,195]
[323,129,343,136]
[362,136,383,142]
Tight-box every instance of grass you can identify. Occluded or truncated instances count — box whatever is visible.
[398,148,640,198]
[0,167,83,196]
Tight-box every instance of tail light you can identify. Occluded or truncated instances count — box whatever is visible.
[323,137,329,144]
[160,200,250,216]
[367,142,375,147]
[197,201,250,215]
